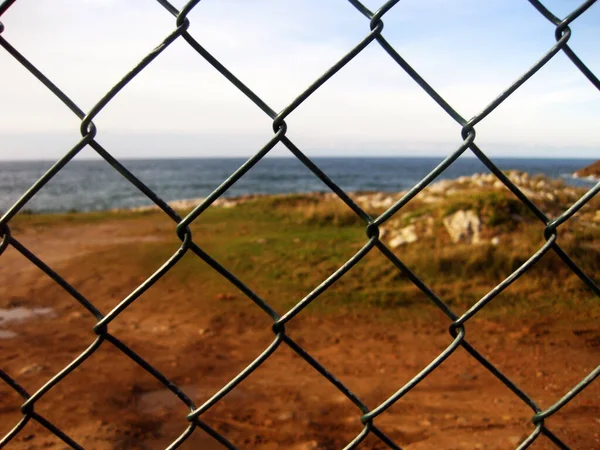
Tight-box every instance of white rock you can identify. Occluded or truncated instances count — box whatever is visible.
[18,363,46,376]
[389,225,418,248]
[421,194,440,204]
[483,173,496,184]
[443,210,481,244]
[427,180,452,195]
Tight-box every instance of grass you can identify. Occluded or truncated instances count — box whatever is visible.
[8,208,157,232]
[11,190,600,322]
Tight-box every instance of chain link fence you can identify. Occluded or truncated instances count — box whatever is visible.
[0,0,599,448]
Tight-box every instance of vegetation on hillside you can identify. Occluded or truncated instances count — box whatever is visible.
[10,173,599,322]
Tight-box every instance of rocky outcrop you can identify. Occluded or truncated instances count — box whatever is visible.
[353,171,582,212]
[118,171,591,250]
[573,160,600,180]
[124,195,251,212]
[355,171,588,248]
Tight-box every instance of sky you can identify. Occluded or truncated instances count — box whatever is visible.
[0,0,598,160]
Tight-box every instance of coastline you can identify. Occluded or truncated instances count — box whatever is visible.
[2,158,597,214]
[572,173,599,182]
[114,170,591,214]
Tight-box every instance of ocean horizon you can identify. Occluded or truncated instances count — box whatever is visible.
[1,157,596,213]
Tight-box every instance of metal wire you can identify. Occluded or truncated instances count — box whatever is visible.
[0,0,599,448]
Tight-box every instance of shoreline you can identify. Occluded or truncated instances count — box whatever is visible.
[572,173,599,182]
[7,171,596,216]
[115,170,588,215]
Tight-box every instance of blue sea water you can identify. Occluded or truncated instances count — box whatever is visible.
[0,157,596,213]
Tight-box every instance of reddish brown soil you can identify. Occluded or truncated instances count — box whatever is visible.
[1,219,599,449]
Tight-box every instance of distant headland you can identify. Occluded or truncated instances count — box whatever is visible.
[573,160,600,180]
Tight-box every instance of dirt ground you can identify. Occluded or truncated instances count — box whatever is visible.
[1,215,599,449]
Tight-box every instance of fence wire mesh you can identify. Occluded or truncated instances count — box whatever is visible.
[0,0,599,449]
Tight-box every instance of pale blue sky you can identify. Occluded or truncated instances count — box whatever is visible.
[0,0,598,159]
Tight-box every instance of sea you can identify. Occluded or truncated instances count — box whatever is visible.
[0,157,597,214]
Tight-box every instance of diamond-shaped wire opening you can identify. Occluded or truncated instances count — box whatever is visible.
[0,48,80,162]
[279,43,459,157]
[8,341,194,449]
[180,0,373,111]
[470,48,600,161]
[188,202,367,308]
[103,248,282,408]
[5,195,185,314]
[187,343,368,449]
[461,248,600,391]
[0,0,178,111]
[367,347,538,449]
[362,0,581,122]
[374,160,555,314]
[278,242,452,333]
[103,245,269,338]
[89,37,274,163]
[0,240,100,384]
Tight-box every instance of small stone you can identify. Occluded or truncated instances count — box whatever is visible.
[389,225,418,248]
[459,372,478,381]
[507,436,522,445]
[68,311,83,320]
[18,363,45,376]
[277,411,293,421]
